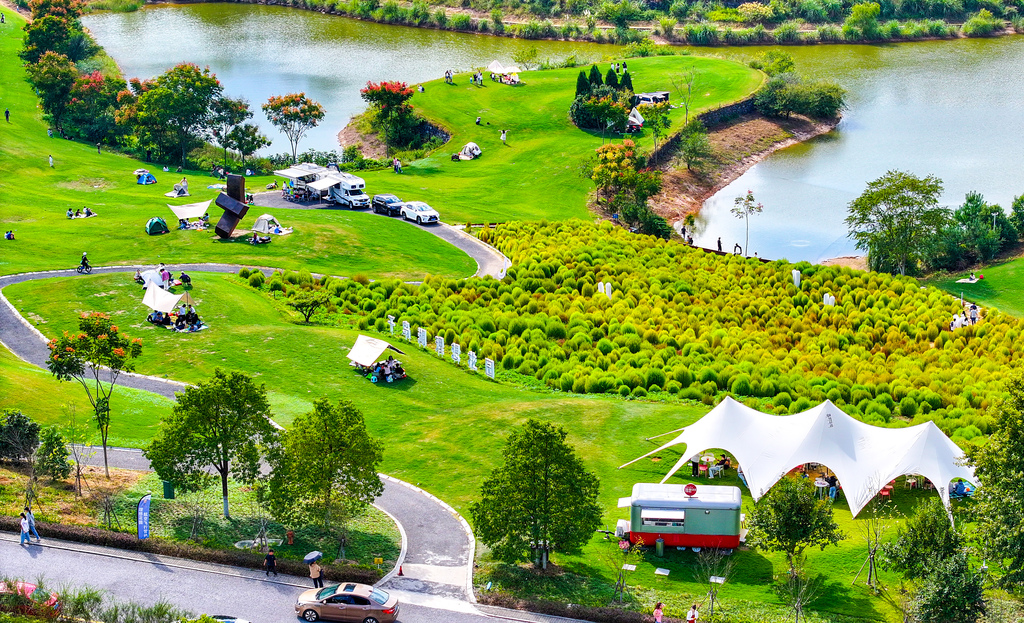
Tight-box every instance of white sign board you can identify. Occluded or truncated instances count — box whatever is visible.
[484,358,495,379]
[417,327,427,348]
[451,343,461,364]
[387,315,395,334]
[468,351,477,371]
[402,321,411,341]
[435,335,445,357]
[792,269,801,288]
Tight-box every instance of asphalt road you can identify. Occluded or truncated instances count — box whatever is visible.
[0,534,486,623]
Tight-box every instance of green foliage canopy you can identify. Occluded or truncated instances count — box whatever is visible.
[747,477,844,571]
[471,419,601,567]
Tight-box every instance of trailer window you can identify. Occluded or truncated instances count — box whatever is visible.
[640,509,685,527]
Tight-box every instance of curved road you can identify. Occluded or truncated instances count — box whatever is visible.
[0,264,480,608]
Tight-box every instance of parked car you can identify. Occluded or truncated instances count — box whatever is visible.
[400,201,439,225]
[295,583,399,623]
[0,581,60,616]
[372,194,404,216]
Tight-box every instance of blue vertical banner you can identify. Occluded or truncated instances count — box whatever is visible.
[137,493,151,540]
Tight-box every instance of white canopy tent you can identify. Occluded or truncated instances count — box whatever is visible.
[628,107,645,127]
[167,199,212,221]
[459,142,482,160]
[139,269,165,291]
[486,60,506,73]
[142,287,194,313]
[347,334,405,367]
[252,214,289,234]
[621,397,976,516]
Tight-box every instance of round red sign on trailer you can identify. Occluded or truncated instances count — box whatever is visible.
[684,483,698,496]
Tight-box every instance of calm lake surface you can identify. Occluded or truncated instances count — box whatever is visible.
[83,6,1024,261]
[82,4,611,153]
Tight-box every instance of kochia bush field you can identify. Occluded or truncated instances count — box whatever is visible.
[338,221,1020,445]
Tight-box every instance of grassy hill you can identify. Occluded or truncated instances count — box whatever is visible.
[355,55,763,223]
[926,258,1024,318]
[0,10,473,280]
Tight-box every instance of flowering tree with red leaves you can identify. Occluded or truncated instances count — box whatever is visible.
[66,70,128,143]
[46,313,143,478]
[262,93,325,163]
[360,80,416,155]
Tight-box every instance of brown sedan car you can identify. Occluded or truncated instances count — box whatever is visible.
[294,583,399,623]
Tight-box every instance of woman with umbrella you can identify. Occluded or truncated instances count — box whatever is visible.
[306,551,324,588]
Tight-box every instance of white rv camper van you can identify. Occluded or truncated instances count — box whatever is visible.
[326,173,370,209]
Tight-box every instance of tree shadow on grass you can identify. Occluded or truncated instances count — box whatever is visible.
[804,573,887,621]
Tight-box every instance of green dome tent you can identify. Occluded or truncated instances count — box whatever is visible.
[145,217,169,235]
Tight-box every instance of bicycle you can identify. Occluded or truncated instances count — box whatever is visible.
[76,264,92,274]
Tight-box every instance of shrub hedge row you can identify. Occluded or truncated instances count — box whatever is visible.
[334,220,1022,446]
[0,517,380,584]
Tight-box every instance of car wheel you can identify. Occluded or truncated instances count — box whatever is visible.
[363,617,379,623]
[416,216,422,225]
[302,610,320,622]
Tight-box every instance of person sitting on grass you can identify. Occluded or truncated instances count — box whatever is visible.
[74,208,82,218]
[83,206,93,217]
[4,231,15,240]
[66,208,73,219]
[174,314,187,331]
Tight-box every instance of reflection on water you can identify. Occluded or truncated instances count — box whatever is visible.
[696,38,1024,262]
[82,4,613,154]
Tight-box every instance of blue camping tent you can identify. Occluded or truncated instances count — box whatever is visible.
[135,169,157,185]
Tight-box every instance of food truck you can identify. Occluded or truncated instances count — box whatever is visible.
[616,483,743,549]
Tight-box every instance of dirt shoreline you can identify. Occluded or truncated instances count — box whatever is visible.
[652,113,840,225]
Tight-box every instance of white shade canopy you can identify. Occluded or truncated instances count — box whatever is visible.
[621,397,976,516]
[142,287,194,313]
[167,199,212,221]
[347,334,405,367]
[486,60,506,73]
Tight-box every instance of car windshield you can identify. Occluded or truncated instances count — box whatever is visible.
[315,586,337,600]
[386,197,399,203]
[413,205,429,211]
[369,589,390,605]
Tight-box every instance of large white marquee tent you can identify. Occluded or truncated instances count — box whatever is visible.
[620,397,976,516]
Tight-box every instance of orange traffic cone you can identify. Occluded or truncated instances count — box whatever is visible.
[398,566,404,576]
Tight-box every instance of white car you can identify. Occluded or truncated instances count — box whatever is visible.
[400,201,440,225]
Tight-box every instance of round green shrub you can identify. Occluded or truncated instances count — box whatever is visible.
[632,386,648,398]
[248,272,265,288]
[238,267,252,279]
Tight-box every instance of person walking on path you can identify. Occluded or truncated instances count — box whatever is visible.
[263,549,278,576]
[49,155,54,168]
[716,237,722,252]
[500,129,508,145]
[309,561,324,588]
[24,507,41,543]
[19,512,31,546]
[653,602,664,623]
[4,108,9,122]
[686,603,698,623]
[97,143,101,155]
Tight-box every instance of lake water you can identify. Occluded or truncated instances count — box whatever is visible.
[83,6,1024,262]
[82,4,611,154]
[697,39,1024,262]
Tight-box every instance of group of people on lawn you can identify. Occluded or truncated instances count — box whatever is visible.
[66,206,95,218]
[147,302,203,332]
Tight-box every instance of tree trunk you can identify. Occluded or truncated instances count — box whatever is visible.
[221,464,231,519]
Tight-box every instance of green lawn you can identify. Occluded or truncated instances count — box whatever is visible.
[7,271,974,622]
[0,11,473,280]
[0,344,173,447]
[925,257,1024,318]
[356,56,764,223]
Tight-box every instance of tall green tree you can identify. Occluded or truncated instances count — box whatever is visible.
[209,96,252,167]
[747,477,844,572]
[20,15,83,63]
[928,191,1012,270]
[575,70,591,98]
[967,371,1024,586]
[845,1,882,39]
[605,68,619,90]
[0,410,41,463]
[643,101,672,157]
[470,419,601,569]
[879,498,961,580]
[845,170,949,275]
[145,370,276,519]
[731,189,764,257]
[679,119,713,171]
[261,398,384,559]
[65,71,128,144]
[511,45,539,70]
[588,64,603,87]
[620,70,633,93]
[264,92,326,163]
[748,50,796,77]
[46,313,143,478]
[358,82,413,156]
[126,64,223,168]
[36,427,72,481]
[227,123,271,167]
[25,51,77,135]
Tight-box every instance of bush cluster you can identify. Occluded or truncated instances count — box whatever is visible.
[331,221,1022,446]
[0,517,380,584]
